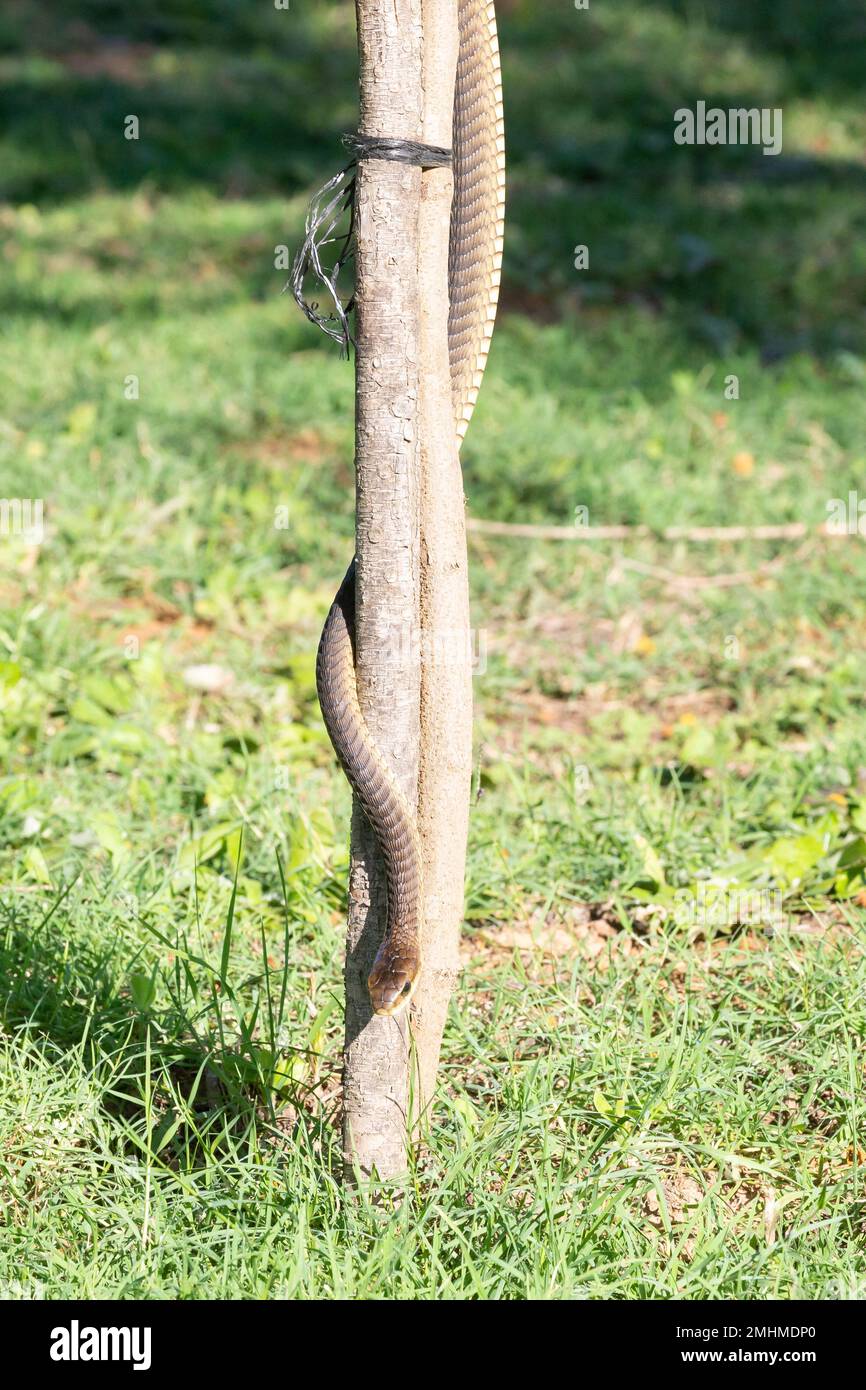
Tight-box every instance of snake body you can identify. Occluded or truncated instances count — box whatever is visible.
[316,1,505,1016]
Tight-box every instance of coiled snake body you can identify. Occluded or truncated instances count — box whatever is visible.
[316,1,505,1016]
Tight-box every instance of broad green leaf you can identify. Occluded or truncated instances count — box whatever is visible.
[633,833,667,889]
[130,970,157,1011]
[680,723,716,765]
[593,1089,612,1116]
[81,674,132,713]
[0,661,22,689]
[178,822,241,870]
[762,834,825,888]
[91,812,130,863]
[70,696,113,727]
[23,844,51,885]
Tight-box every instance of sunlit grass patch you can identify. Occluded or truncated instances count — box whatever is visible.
[0,0,865,1300]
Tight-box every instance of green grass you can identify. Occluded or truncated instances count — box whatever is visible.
[0,0,865,1299]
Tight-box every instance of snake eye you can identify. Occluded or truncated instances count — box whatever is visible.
[401,982,412,995]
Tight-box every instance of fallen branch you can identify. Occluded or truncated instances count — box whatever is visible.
[467,518,839,544]
[615,543,812,591]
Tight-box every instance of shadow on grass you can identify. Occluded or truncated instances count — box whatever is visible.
[1,0,864,358]
[0,882,340,1176]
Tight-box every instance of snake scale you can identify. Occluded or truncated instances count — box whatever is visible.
[316,1,505,1016]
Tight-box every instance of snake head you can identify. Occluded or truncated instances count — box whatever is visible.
[368,946,421,1017]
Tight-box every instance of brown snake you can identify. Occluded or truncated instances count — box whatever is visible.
[316,1,505,1016]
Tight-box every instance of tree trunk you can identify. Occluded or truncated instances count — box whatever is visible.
[412,0,469,1129]
[342,0,425,1183]
[343,0,467,1178]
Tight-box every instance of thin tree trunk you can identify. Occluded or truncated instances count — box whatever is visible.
[342,0,425,1182]
[413,0,469,1128]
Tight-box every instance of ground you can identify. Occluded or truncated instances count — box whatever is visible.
[0,0,864,1298]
